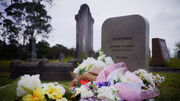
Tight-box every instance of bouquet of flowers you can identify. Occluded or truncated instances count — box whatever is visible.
[16,74,67,101]
[71,81,121,101]
[134,69,165,90]
[73,50,114,75]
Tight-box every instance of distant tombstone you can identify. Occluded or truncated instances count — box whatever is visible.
[152,38,170,66]
[59,53,65,62]
[178,51,180,59]
[29,37,37,59]
[75,4,94,58]
[102,15,149,72]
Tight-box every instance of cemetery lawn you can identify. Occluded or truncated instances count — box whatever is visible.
[165,58,180,69]
[154,72,180,101]
[0,60,12,70]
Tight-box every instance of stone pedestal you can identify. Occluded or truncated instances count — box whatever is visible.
[75,4,94,59]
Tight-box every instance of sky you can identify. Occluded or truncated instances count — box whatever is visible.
[46,0,180,56]
[1,0,180,56]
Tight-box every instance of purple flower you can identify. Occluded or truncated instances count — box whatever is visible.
[97,81,111,88]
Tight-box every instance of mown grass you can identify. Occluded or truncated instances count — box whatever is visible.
[165,58,180,69]
[0,72,14,87]
[149,58,180,68]
[0,60,13,70]
[154,72,180,101]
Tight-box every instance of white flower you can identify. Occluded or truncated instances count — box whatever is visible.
[134,69,147,75]
[16,74,41,97]
[97,86,120,101]
[75,86,93,98]
[73,50,114,74]
[104,57,114,66]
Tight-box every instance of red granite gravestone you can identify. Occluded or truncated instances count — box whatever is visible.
[152,38,170,67]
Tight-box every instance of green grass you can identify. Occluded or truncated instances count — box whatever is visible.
[149,58,152,66]
[154,72,180,101]
[0,60,13,70]
[165,58,180,69]
[0,72,14,87]
[0,57,75,70]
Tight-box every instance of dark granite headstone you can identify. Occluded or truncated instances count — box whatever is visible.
[102,15,149,72]
[75,4,94,58]
[152,38,170,66]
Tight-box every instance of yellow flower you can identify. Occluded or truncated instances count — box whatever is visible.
[22,89,46,101]
[43,83,64,100]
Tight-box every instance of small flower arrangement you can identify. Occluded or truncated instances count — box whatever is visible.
[134,69,165,90]
[73,49,114,75]
[16,74,67,101]
[71,81,121,101]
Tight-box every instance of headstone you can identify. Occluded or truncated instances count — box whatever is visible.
[152,38,170,66]
[75,4,94,58]
[178,50,180,59]
[59,53,65,62]
[29,37,37,59]
[102,15,149,72]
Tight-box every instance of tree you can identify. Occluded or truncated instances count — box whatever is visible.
[174,41,180,57]
[36,40,50,58]
[0,0,52,45]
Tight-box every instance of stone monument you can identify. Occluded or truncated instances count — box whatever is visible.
[29,37,37,59]
[75,4,94,58]
[102,15,149,72]
[59,53,65,62]
[152,38,170,66]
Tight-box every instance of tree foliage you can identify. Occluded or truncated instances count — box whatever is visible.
[174,41,180,57]
[0,0,52,45]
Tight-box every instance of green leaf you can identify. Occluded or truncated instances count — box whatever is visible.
[77,81,81,87]
[91,83,97,90]
[87,64,93,71]
[79,67,86,75]
[21,86,33,95]
[0,77,20,101]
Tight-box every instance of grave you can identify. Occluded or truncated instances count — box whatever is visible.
[152,38,170,66]
[10,59,78,81]
[102,15,149,72]
[29,37,37,59]
[75,4,94,58]
[59,53,65,62]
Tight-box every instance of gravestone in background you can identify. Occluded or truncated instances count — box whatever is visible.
[75,4,94,58]
[152,38,170,67]
[59,53,65,62]
[102,15,149,72]
[29,37,37,59]
[178,51,180,59]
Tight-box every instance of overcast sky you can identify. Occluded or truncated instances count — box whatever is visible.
[1,0,180,56]
[46,0,180,56]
